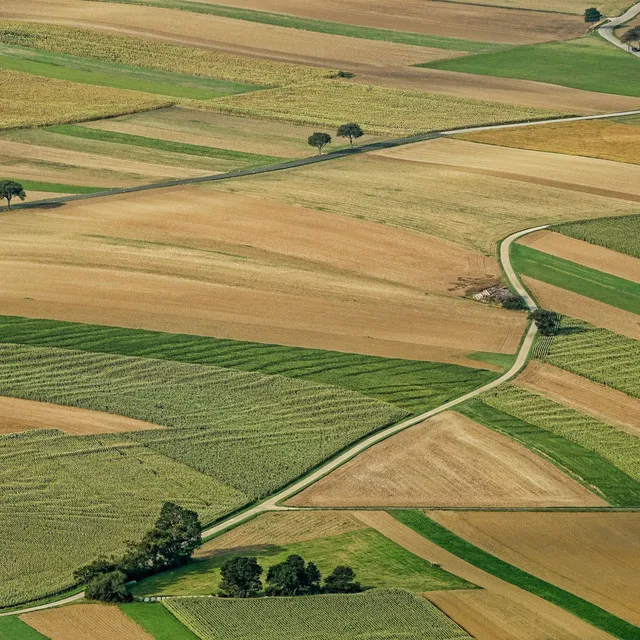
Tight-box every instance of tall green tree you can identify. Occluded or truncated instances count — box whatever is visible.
[530,309,560,336]
[621,25,640,49]
[266,555,322,596]
[85,571,132,603]
[219,557,263,597]
[337,123,364,147]
[323,565,362,593]
[307,132,332,155]
[0,180,26,210]
[584,7,603,22]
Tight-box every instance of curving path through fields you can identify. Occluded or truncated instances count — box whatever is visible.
[598,2,640,57]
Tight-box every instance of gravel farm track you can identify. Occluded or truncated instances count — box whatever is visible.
[2,106,640,617]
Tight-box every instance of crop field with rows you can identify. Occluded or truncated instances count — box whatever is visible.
[482,385,640,483]
[542,319,640,398]
[163,589,472,640]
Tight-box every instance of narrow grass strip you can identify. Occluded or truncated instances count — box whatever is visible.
[392,510,640,640]
[1,179,105,195]
[46,125,285,165]
[458,399,640,507]
[87,0,504,53]
[512,243,640,315]
[121,603,201,640]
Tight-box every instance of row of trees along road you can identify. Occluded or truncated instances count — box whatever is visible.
[219,555,362,598]
[308,123,364,155]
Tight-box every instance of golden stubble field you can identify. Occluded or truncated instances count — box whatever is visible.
[0,187,524,364]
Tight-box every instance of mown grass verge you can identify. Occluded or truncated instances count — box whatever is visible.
[511,243,640,314]
[121,603,200,640]
[47,125,285,166]
[392,510,640,640]
[1,179,105,195]
[86,0,503,53]
[420,36,640,97]
[458,399,640,506]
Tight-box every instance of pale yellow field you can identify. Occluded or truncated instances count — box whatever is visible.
[457,119,640,165]
[451,0,632,16]
[0,70,170,130]
[205,153,640,253]
[429,512,640,625]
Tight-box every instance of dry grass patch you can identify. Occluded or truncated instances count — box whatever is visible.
[428,511,640,625]
[0,70,170,130]
[287,411,605,508]
[457,119,640,165]
[516,362,640,436]
[451,0,631,15]
[21,605,153,640]
[523,277,640,340]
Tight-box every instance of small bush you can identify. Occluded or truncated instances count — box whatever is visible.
[502,295,527,311]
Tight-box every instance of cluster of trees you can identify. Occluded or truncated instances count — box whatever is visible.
[0,180,26,209]
[308,123,365,155]
[621,26,640,51]
[219,554,361,598]
[530,309,561,336]
[75,502,201,603]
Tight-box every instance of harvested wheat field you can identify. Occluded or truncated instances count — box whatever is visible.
[0,187,522,363]
[198,0,585,44]
[515,362,640,436]
[355,511,615,640]
[429,511,640,625]
[0,396,162,436]
[453,0,630,15]
[287,411,605,507]
[196,511,366,558]
[21,604,153,640]
[517,230,640,283]
[373,138,640,202]
[206,154,640,253]
[457,119,640,165]
[523,277,640,340]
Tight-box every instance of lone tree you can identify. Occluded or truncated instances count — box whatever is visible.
[0,180,26,210]
[308,132,332,155]
[85,571,132,603]
[530,309,560,336]
[323,566,362,593]
[584,7,603,22]
[337,123,364,147]
[219,557,263,598]
[621,25,640,49]
[266,555,322,596]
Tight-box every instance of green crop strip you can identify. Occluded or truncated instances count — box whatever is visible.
[0,617,48,640]
[121,603,201,640]
[392,511,640,640]
[0,43,260,99]
[511,243,640,315]
[0,178,105,194]
[458,399,640,506]
[46,125,285,166]
[86,0,503,53]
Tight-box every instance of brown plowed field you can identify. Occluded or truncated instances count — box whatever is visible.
[0,187,523,364]
[191,0,585,44]
[21,604,153,640]
[429,511,640,625]
[457,119,640,165]
[518,230,640,283]
[354,511,615,640]
[452,0,630,15]
[522,277,640,340]
[0,396,162,436]
[287,411,605,507]
[196,511,365,558]
[516,362,640,436]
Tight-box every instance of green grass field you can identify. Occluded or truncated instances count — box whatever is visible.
[87,0,502,53]
[0,43,260,100]
[0,618,47,640]
[543,318,640,398]
[0,179,105,195]
[163,589,472,640]
[458,399,640,506]
[420,36,640,97]
[511,243,640,314]
[392,511,640,640]
[482,385,640,483]
[121,603,200,640]
[132,527,470,597]
[0,316,496,414]
[553,214,640,260]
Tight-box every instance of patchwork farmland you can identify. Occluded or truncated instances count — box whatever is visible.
[0,0,639,638]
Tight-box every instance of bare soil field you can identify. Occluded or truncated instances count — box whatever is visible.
[355,511,615,640]
[0,396,162,436]
[450,0,631,16]
[206,154,640,253]
[522,277,640,340]
[457,119,640,165]
[196,511,366,558]
[373,138,640,202]
[429,511,640,625]
[515,362,640,436]
[0,187,523,364]
[21,604,153,640]
[287,411,605,507]
[191,0,585,44]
